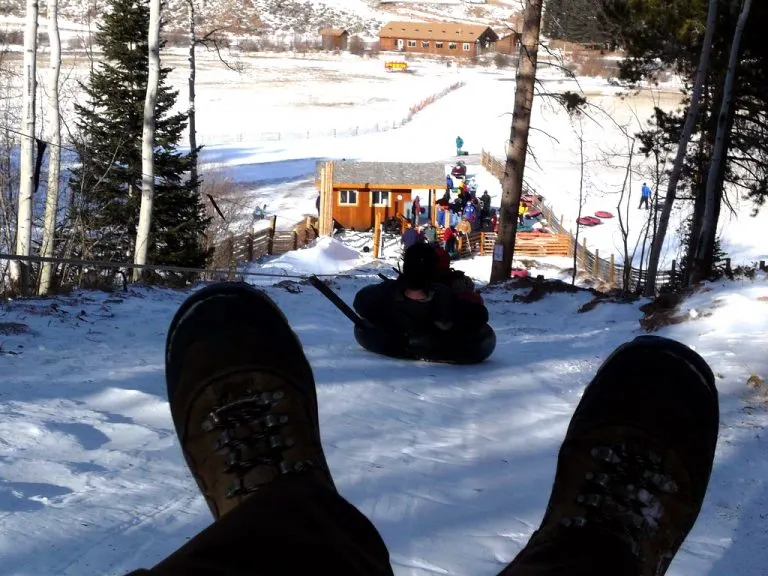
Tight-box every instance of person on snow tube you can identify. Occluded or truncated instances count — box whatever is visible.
[433,246,483,305]
[352,244,494,363]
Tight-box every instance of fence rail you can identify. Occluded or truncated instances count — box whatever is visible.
[479,149,679,291]
[197,81,465,146]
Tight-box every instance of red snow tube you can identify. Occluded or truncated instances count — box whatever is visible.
[511,268,529,278]
[595,211,614,219]
[577,216,601,226]
[526,208,542,218]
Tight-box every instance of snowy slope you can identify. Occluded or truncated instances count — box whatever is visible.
[0,239,766,575]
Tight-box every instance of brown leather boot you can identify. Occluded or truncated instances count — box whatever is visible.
[165,282,335,519]
[502,335,719,576]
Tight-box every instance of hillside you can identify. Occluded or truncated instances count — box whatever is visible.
[0,0,521,37]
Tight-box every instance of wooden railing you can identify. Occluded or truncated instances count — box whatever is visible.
[479,149,679,291]
[212,215,318,270]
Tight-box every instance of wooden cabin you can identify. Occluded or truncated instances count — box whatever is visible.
[378,21,498,58]
[319,28,349,51]
[316,160,446,234]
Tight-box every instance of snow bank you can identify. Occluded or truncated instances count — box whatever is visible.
[259,236,363,276]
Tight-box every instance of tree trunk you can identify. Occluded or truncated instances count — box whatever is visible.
[12,0,39,294]
[571,118,584,285]
[643,0,719,296]
[187,0,198,188]
[489,0,543,284]
[38,0,62,296]
[690,0,752,285]
[133,0,161,281]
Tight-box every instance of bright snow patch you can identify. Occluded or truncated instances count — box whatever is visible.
[259,236,363,276]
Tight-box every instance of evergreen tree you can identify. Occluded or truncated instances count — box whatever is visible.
[69,0,210,268]
[600,0,768,279]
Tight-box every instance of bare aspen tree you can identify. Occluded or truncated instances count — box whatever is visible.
[490,0,544,283]
[187,0,198,187]
[571,116,585,285]
[38,0,62,296]
[134,0,161,280]
[691,0,752,285]
[644,0,718,296]
[13,0,39,294]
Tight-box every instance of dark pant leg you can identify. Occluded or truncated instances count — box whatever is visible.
[496,527,638,576]
[125,476,394,576]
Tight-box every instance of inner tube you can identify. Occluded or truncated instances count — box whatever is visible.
[354,324,496,364]
[511,268,529,278]
[526,208,542,218]
[595,210,614,219]
[577,216,598,226]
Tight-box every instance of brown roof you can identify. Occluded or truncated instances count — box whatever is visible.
[319,28,349,37]
[379,21,499,43]
[316,160,446,188]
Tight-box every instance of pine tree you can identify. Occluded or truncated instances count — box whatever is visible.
[69,0,210,268]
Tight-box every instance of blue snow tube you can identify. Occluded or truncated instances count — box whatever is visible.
[353,323,496,364]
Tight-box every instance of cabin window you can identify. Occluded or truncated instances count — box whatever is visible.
[448,42,457,50]
[421,40,429,48]
[371,190,390,206]
[338,190,358,205]
[435,41,443,48]
[463,42,471,51]
[407,40,416,47]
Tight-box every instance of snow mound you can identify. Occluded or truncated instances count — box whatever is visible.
[260,236,363,276]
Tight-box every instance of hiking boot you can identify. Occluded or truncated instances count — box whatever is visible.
[503,335,719,576]
[165,282,336,519]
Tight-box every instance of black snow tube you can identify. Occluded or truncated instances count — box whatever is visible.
[353,323,496,364]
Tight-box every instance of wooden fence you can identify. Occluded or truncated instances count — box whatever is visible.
[479,149,679,291]
[212,215,318,270]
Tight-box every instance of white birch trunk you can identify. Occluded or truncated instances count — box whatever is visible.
[187,0,198,187]
[13,0,39,294]
[643,0,718,296]
[38,0,61,296]
[133,0,161,281]
[692,0,752,284]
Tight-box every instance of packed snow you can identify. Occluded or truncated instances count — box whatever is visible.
[1,238,766,575]
[1,45,767,576]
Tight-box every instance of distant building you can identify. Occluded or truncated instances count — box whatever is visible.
[316,160,446,232]
[378,21,499,58]
[495,32,521,55]
[319,28,349,51]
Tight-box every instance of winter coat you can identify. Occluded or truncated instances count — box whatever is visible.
[423,226,438,243]
[456,136,464,148]
[401,228,422,249]
[464,202,477,222]
[443,227,455,243]
[480,193,491,208]
[641,184,652,198]
[446,175,454,189]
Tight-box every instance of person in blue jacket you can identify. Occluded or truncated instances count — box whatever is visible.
[445,174,454,195]
[639,183,653,210]
[455,135,464,155]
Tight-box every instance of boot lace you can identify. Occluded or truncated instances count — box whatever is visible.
[202,389,317,498]
[560,441,679,556]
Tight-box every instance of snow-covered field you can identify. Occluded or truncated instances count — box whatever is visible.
[0,237,766,575]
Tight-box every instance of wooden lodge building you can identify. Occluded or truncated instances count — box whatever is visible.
[378,21,499,58]
[316,160,446,234]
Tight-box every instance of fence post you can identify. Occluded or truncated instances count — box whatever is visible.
[292,231,298,250]
[373,211,382,258]
[581,237,587,267]
[266,215,277,255]
[609,254,615,286]
[246,233,254,262]
[593,248,599,277]
[480,232,485,256]
[760,260,765,271]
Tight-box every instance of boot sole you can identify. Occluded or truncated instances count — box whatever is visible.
[165,282,336,489]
